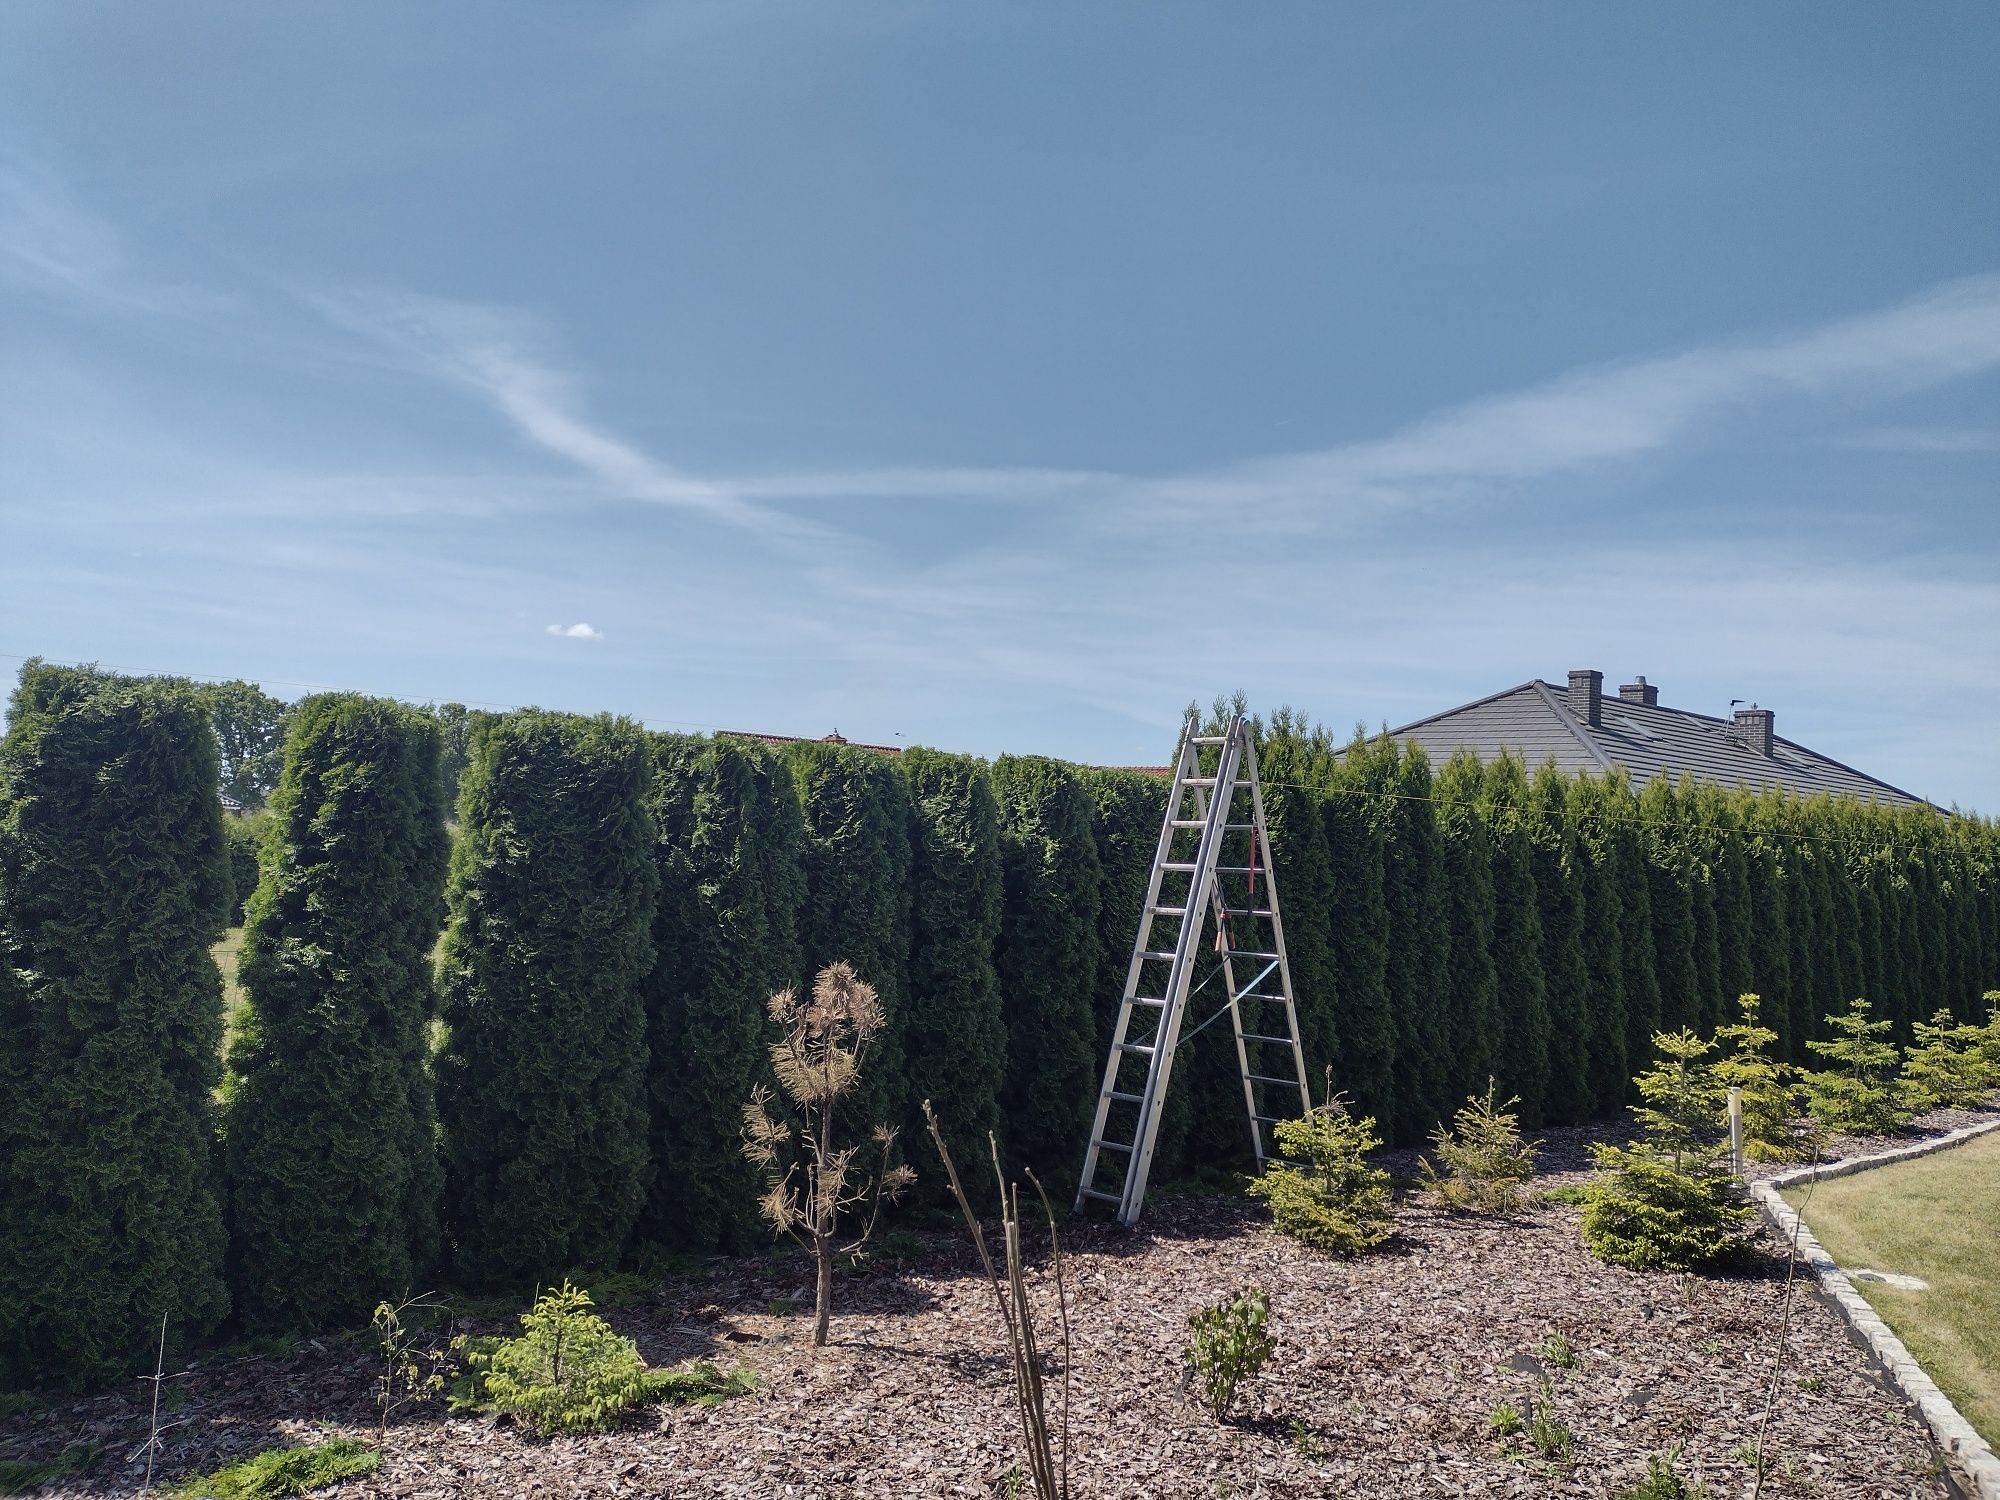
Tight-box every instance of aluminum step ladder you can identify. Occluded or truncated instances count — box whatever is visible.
[1074,710,1311,1226]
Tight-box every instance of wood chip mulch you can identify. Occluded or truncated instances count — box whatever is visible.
[9,1107,1992,1499]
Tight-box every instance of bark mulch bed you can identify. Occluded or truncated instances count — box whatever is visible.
[8,1109,1991,1499]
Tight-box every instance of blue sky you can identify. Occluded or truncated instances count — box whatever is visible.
[3,4,1997,806]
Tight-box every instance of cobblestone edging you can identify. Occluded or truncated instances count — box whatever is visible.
[1751,1121,2000,1500]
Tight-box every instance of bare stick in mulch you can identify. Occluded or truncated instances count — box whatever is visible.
[923,1100,1072,1500]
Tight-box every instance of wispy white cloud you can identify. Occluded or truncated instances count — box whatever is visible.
[546,622,603,639]
[1835,425,2000,454]
[311,288,847,550]
[736,272,2000,523]
[0,150,232,318]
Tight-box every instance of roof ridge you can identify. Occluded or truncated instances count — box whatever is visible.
[1388,679,1546,737]
[1529,680,1617,773]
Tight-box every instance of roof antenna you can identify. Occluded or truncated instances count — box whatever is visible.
[1729,698,1745,707]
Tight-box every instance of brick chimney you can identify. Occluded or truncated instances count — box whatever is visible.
[1618,676,1659,707]
[1566,668,1603,728]
[1734,705,1774,756]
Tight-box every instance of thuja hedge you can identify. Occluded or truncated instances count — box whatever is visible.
[435,711,658,1287]
[8,673,2000,1380]
[0,664,231,1387]
[222,695,448,1332]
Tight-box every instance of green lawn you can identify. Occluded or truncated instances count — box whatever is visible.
[1785,1132,2000,1447]
[212,925,247,1038]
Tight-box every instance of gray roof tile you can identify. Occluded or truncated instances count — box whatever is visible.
[1387,681,1926,807]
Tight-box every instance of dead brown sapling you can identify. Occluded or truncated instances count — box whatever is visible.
[742,961,916,1346]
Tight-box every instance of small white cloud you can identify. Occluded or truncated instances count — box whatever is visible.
[545,622,602,639]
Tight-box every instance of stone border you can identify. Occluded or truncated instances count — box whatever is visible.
[1751,1121,2000,1500]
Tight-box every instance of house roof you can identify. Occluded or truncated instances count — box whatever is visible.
[720,729,903,757]
[1387,678,1929,807]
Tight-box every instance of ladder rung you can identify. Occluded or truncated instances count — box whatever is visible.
[1108,1091,1144,1104]
[1213,866,1257,874]
[1137,949,1178,962]
[1239,991,1288,1002]
[1219,908,1274,917]
[1169,818,1205,829]
[1226,951,1281,961]
[1094,1140,1134,1154]
[1162,862,1197,873]
[1190,736,1227,745]
[1251,1113,1292,1125]
[1130,996,1166,1008]
[1151,904,1188,917]
[1241,1033,1293,1046]
[1078,1188,1122,1204]
[1182,776,1219,787]
[1116,1042,1156,1055]
[1247,1074,1304,1087]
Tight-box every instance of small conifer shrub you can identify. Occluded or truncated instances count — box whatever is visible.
[1245,1097,1393,1255]
[1184,1286,1275,1421]
[1710,993,1801,1161]
[1802,998,1909,1136]
[457,1282,753,1435]
[1581,1031,1750,1271]
[1899,1008,1996,1112]
[1417,1080,1539,1213]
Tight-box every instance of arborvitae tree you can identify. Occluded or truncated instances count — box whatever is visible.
[1322,737,1396,1127]
[1710,992,1800,1161]
[436,712,658,1287]
[1434,751,1500,1100]
[1683,789,1725,1035]
[1638,777,1700,1037]
[1253,716,1341,1099]
[1479,754,1551,1126]
[1603,773,1662,1078]
[1081,767,1186,1177]
[992,755,1103,1182]
[1696,786,1755,1027]
[785,741,913,1144]
[1082,768,1162,1046]
[901,748,1008,1186]
[222,695,449,1331]
[222,810,272,926]
[1366,737,1453,1145]
[642,735,802,1252]
[1527,762,1592,1124]
[1569,772,1631,1116]
[1740,808,1794,1059]
[1779,828,1822,1057]
[0,664,230,1386]
[1875,848,1915,1037]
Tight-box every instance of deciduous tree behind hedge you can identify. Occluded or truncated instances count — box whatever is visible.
[643,736,804,1252]
[222,694,449,1332]
[436,711,657,1288]
[993,754,1103,1181]
[900,748,1007,1182]
[0,663,231,1386]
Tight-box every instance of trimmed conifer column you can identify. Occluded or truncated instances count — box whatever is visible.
[222,694,448,1330]
[437,711,657,1287]
[0,664,230,1386]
